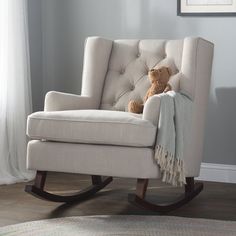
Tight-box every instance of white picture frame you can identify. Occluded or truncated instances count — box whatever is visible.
[178,0,236,15]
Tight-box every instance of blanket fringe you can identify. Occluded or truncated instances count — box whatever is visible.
[155,145,186,187]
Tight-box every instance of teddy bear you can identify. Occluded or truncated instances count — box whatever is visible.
[128,66,172,114]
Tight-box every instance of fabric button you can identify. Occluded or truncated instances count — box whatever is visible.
[137,53,141,57]
[130,85,135,90]
[120,69,125,74]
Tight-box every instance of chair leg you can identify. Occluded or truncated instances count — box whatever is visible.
[136,179,149,199]
[185,177,194,193]
[128,177,203,213]
[34,171,47,190]
[91,175,103,185]
[25,171,113,203]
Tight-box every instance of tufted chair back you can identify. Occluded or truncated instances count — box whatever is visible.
[100,39,183,111]
[81,37,213,111]
[81,37,214,176]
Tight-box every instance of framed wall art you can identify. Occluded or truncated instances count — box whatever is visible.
[177,0,236,16]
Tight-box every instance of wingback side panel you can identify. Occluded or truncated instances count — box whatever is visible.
[100,39,184,111]
[81,37,113,108]
[183,38,214,176]
[81,37,213,178]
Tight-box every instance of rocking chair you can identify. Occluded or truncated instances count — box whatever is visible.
[25,37,214,212]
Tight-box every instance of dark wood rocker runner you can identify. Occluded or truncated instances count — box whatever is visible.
[128,177,203,213]
[25,172,203,212]
[25,171,113,203]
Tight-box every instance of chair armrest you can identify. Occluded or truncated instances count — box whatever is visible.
[44,91,96,111]
[168,73,181,92]
[142,94,162,126]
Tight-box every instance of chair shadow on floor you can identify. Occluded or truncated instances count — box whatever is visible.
[48,184,189,218]
[47,188,130,218]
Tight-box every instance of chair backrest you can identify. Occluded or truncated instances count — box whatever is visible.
[81,37,214,176]
[100,39,183,111]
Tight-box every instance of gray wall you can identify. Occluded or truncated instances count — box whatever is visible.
[28,0,43,111]
[28,0,236,165]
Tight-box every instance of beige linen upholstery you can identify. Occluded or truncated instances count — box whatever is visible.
[100,39,183,111]
[27,110,156,147]
[81,37,113,108]
[27,140,160,179]
[142,94,161,126]
[44,91,96,111]
[27,37,214,179]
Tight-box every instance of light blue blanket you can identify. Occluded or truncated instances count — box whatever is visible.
[155,91,193,186]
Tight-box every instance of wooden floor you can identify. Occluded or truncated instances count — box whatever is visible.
[0,172,236,227]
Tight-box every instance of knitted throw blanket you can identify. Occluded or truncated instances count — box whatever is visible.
[154,91,193,187]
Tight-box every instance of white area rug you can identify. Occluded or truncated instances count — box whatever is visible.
[0,215,236,236]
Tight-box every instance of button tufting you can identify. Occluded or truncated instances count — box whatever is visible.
[120,69,125,74]
[100,40,181,112]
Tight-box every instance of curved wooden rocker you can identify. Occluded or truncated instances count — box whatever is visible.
[25,171,202,212]
[25,171,113,203]
[128,177,203,213]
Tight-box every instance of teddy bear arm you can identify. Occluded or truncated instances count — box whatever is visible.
[148,87,160,98]
[128,100,144,114]
[144,92,149,102]
[144,87,156,102]
[144,88,150,102]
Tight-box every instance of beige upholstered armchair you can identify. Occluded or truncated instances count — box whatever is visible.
[25,37,214,212]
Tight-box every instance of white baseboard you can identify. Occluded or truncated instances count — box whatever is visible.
[197,163,236,184]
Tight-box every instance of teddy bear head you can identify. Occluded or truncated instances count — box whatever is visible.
[148,66,172,84]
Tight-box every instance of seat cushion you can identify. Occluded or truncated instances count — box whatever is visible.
[27,110,157,147]
[27,140,160,179]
